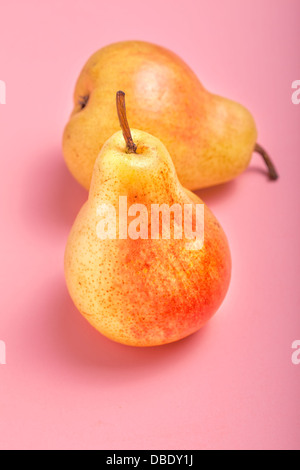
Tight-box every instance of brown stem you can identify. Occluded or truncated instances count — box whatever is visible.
[254,143,279,180]
[116,91,137,153]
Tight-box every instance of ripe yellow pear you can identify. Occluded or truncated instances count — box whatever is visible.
[62,40,278,191]
[64,92,231,347]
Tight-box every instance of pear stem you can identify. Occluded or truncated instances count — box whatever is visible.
[254,143,279,180]
[116,91,137,153]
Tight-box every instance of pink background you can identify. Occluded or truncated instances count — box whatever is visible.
[0,0,299,450]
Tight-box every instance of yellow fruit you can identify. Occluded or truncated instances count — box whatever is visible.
[64,93,231,346]
[63,40,277,190]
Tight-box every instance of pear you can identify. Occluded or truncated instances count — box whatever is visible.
[64,92,231,347]
[62,40,278,191]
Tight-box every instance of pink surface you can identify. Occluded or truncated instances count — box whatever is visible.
[0,0,299,450]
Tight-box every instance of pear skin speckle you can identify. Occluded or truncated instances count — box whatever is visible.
[62,40,257,191]
[64,129,231,347]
